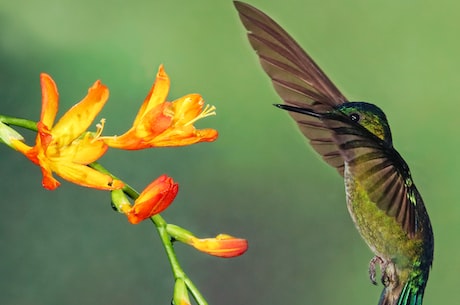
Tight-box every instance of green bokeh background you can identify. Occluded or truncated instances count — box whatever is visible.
[1,0,458,304]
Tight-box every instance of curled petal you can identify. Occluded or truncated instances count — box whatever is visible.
[125,175,178,224]
[10,139,33,160]
[190,234,248,258]
[36,122,53,150]
[40,73,59,129]
[40,162,61,190]
[52,80,109,146]
[151,127,218,147]
[165,225,248,258]
[170,94,205,124]
[103,103,173,150]
[137,102,173,140]
[192,234,248,258]
[52,162,124,190]
[58,134,108,164]
[132,65,170,127]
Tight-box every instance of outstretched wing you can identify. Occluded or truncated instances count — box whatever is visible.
[323,114,419,236]
[234,1,348,174]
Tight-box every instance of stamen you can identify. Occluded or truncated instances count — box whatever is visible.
[163,105,175,118]
[91,118,106,142]
[185,104,216,127]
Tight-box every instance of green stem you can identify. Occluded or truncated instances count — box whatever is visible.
[152,215,185,278]
[184,276,209,305]
[89,162,209,305]
[0,115,38,131]
[152,215,208,305]
[2,114,211,305]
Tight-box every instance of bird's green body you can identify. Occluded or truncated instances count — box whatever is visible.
[335,103,433,305]
[235,2,434,305]
[346,168,427,305]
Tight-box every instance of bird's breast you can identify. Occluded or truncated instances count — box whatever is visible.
[343,163,422,270]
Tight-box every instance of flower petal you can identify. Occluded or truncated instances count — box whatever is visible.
[52,161,124,190]
[40,73,59,129]
[165,225,248,258]
[136,102,172,140]
[125,175,178,224]
[170,94,204,124]
[40,163,61,190]
[132,65,170,127]
[103,102,173,150]
[10,139,33,158]
[190,234,248,258]
[52,80,109,146]
[50,133,108,165]
[151,127,218,147]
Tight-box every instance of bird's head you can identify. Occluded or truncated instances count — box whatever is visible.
[334,102,393,145]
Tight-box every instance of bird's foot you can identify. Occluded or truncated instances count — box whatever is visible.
[381,261,399,288]
[369,256,399,288]
[368,256,384,285]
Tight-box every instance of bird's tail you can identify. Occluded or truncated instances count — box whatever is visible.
[378,278,426,305]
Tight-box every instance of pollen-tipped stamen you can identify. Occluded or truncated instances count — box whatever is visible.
[91,118,106,143]
[184,104,216,127]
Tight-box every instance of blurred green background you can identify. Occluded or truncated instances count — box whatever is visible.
[1,0,458,304]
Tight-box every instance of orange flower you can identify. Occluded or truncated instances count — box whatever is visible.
[11,73,123,190]
[166,224,248,258]
[103,65,218,149]
[189,234,248,258]
[119,175,178,224]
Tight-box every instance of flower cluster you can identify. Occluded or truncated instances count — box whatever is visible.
[10,65,217,194]
[2,66,248,305]
[7,65,221,223]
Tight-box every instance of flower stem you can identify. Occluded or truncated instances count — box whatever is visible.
[152,215,209,305]
[0,115,38,131]
[153,214,185,279]
[1,114,211,305]
[89,162,209,305]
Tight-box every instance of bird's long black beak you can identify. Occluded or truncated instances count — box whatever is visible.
[274,104,321,118]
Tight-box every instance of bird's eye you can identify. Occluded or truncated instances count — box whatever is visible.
[349,113,360,122]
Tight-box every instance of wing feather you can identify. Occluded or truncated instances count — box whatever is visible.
[235,1,347,174]
[324,115,418,236]
[235,1,423,237]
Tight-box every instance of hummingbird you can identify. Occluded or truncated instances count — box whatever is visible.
[234,2,434,305]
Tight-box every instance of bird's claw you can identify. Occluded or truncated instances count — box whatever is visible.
[368,256,398,288]
[368,256,384,285]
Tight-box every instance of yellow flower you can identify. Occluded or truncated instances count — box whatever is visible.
[103,65,218,149]
[117,175,179,224]
[11,73,124,190]
[166,224,248,258]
